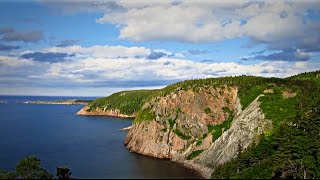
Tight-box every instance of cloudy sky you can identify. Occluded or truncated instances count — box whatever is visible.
[0,0,320,96]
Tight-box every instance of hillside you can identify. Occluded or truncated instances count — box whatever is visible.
[287,70,320,86]
[123,71,320,179]
[77,89,159,117]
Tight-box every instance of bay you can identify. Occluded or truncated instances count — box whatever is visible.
[0,96,201,179]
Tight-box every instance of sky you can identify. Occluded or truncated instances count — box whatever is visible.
[0,0,320,97]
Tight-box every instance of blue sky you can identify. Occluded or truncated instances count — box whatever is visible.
[0,0,320,96]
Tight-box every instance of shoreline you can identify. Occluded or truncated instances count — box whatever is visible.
[19,100,91,105]
[76,106,136,118]
[172,157,212,179]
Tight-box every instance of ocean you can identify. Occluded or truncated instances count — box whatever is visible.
[0,96,201,179]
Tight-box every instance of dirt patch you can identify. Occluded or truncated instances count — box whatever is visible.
[263,89,274,94]
[282,90,296,99]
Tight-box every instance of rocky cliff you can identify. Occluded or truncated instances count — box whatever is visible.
[76,106,136,118]
[124,86,271,178]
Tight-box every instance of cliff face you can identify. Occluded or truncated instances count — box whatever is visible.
[124,87,270,178]
[77,106,136,118]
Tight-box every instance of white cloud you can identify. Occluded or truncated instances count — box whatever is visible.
[2,54,319,87]
[96,0,320,52]
[2,44,320,96]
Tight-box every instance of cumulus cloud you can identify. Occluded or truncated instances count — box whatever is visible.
[0,27,43,43]
[2,53,319,91]
[93,0,320,61]
[1,44,320,96]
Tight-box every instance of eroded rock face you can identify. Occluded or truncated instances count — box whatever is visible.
[76,106,136,118]
[187,95,270,178]
[124,87,270,178]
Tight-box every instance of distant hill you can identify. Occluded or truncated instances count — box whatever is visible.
[287,70,320,85]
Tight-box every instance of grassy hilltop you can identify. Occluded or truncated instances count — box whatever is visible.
[86,89,159,116]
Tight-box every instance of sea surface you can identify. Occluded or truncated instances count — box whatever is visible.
[0,96,201,179]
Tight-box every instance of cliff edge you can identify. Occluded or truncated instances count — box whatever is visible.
[76,106,136,118]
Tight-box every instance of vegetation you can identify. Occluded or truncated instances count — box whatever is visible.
[187,150,205,160]
[288,70,320,86]
[210,71,320,179]
[0,156,72,179]
[211,101,320,179]
[208,108,234,141]
[0,156,53,179]
[204,107,211,114]
[87,89,159,115]
[168,118,176,128]
[134,107,156,122]
[173,128,191,140]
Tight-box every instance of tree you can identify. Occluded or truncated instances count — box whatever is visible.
[0,156,53,179]
[56,167,72,179]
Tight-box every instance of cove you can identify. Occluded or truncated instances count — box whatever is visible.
[0,97,201,179]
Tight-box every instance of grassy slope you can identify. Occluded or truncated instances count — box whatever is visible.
[288,70,320,86]
[87,89,159,115]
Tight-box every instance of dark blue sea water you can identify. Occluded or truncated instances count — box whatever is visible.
[0,96,201,179]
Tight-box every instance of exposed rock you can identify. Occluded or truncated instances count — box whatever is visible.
[125,121,172,158]
[120,126,132,131]
[76,106,135,118]
[190,95,270,176]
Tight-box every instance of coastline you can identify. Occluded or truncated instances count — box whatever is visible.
[20,99,91,105]
[76,106,136,118]
[172,156,212,179]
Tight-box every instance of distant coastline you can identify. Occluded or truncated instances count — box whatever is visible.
[19,99,91,105]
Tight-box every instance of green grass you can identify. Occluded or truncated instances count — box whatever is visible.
[134,107,156,122]
[87,89,159,115]
[168,118,176,128]
[259,87,298,129]
[186,150,205,160]
[288,70,320,86]
[204,107,211,114]
[208,108,234,141]
[173,128,191,140]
